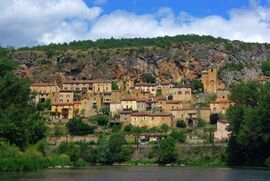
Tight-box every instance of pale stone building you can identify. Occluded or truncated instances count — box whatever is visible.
[130,112,172,128]
[110,102,122,118]
[216,89,230,100]
[210,99,235,114]
[51,103,74,119]
[30,83,60,103]
[171,108,211,127]
[62,80,93,93]
[121,98,138,111]
[159,82,173,96]
[93,80,112,93]
[169,85,192,101]
[163,100,191,112]
[134,83,158,96]
[214,120,230,141]
[201,65,225,94]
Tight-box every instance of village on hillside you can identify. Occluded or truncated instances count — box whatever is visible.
[30,64,244,144]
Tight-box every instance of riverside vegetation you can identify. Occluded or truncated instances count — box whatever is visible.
[1,37,270,172]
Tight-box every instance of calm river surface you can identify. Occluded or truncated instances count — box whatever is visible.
[1,166,270,181]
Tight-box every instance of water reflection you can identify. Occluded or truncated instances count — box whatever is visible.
[1,166,270,181]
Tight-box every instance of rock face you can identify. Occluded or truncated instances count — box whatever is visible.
[10,41,270,86]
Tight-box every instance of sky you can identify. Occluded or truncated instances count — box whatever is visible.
[0,0,270,47]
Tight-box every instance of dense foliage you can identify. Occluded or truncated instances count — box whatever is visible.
[176,120,186,128]
[0,58,46,148]
[18,35,231,52]
[261,60,270,76]
[191,80,204,94]
[90,114,110,126]
[170,129,186,143]
[157,137,178,164]
[96,132,134,164]
[66,117,96,135]
[142,73,156,83]
[226,81,270,167]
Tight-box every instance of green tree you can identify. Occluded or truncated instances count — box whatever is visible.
[170,129,186,143]
[191,80,204,94]
[0,58,47,148]
[261,60,270,76]
[66,117,96,135]
[157,137,178,164]
[90,114,109,126]
[226,81,270,166]
[142,73,156,83]
[197,118,206,127]
[176,120,186,128]
[100,106,110,116]
[96,132,133,164]
[112,82,119,90]
[56,142,80,162]
[160,124,169,133]
[124,124,134,132]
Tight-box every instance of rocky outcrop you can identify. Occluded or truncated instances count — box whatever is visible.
[10,41,270,86]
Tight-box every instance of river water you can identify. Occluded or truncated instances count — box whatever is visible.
[1,166,270,181]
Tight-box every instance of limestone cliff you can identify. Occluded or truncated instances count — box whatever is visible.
[10,40,270,86]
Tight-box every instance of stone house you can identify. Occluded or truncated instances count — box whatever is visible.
[121,98,138,111]
[216,89,230,100]
[51,103,74,119]
[210,99,235,114]
[30,83,60,103]
[130,112,172,128]
[134,83,158,96]
[110,102,122,118]
[163,100,191,112]
[62,80,93,93]
[137,99,147,112]
[169,85,192,101]
[171,108,211,127]
[119,110,133,126]
[159,82,173,96]
[93,80,112,93]
[51,90,74,104]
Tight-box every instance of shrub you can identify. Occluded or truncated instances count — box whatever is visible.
[66,117,96,135]
[191,80,204,94]
[90,114,109,126]
[176,120,186,128]
[157,137,178,164]
[160,124,169,133]
[197,118,206,127]
[124,124,133,132]
[74,159,88,167]
[261,60,270,76]
[142,73,156,83]
[112,82,119,90]
[170,129,186,143]
[56,142,80,162]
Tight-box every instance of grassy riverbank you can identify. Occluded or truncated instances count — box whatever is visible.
[0,139,227,172]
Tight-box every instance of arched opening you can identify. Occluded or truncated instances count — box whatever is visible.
[188,119,193,128]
